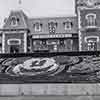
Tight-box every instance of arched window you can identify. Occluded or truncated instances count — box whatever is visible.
[87,40,97,51]
[10,16,19,26]
[48,21,57,34]
[63,19,73,30]
[34,22,42,32]
[86,14,96,27]
[85,36,99,51]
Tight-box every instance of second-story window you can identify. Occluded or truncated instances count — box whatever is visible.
[86,14,96,27]
[34,22,42,32]
[10,16,19,26]
[48,22,57,34]
[63,20,73,30]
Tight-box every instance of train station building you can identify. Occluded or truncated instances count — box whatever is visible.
[0,0,100,53]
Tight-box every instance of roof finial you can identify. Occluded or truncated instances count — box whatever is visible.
[18,0,22,10]
[18,0,22,5]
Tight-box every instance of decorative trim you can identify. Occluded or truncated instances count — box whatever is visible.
[32,34,72,39]
[85,13,96,19]
[24,32,27,53]
[85,26,97,28]
[7,39,21,45]
[78,7,82,51]
[2,33,5,53]
[4,31,26,34]
[84,36,99,42]
[78,6,100,10]
[21,12,27,28]
[48,21,57,29]
[48,20,56,23]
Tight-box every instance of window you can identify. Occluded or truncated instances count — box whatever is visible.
[63,20,73,30]
[86,14,96,27]
[7,39,21,45]
[53,45,57,51]
[48,22,57,34]
[85,36,99,51]
[42,40,47,45]
[59,39,65,46]
[10,45,19,53]
[87,40,97,51]
[10,16,19,26]
[34,22,42,32]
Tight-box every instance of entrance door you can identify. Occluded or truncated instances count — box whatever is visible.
[10,45,19,53]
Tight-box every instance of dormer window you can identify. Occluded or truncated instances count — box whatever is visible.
[48,21,57,34]
[86,14,96,27]
[10,16,19,26]
[63,20,73,30]
[34,22,42,32]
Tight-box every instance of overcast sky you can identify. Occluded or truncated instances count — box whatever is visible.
[0,0,75,27]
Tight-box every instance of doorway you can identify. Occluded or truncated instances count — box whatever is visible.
[10,45,19,53]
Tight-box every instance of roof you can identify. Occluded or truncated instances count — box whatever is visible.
[28,16,78,34]
[3,10,28,29]
[2,10,78,34]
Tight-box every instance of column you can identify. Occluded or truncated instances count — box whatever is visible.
[2,33,5,53]
[24,32,27,53]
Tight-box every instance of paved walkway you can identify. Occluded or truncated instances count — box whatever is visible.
[0,96,99,100]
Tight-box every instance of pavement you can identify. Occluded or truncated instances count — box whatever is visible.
[0,96,100,100]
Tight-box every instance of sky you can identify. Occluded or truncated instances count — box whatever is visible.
[0,0,75,27]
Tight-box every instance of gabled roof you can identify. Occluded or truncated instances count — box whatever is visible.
[3,10,28,29]
[2,10,78,33]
